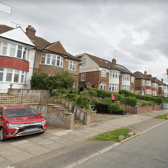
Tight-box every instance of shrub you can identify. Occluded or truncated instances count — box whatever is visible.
[119,90,162,104]
[124,97,137,107]
[107,101,126,113]
[76,96,91,111]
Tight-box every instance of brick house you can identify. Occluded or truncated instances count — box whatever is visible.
[157,79,168,97]
[0,25,36,93]
[134,71,155,96]
[76,53,135,93]
[25,25,80,88]
[152,77,159,96]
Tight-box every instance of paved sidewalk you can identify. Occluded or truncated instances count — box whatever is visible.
[0,109,168,168]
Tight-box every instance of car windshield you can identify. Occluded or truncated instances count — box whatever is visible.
[5,108,38,118]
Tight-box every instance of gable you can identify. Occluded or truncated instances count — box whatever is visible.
[45,41,68,55]
[0,27,35,46]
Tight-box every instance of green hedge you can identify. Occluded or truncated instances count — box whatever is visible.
[119,90,162,104]
[87,87,137,106]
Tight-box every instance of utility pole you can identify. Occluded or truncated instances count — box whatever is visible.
[11,22,25,28]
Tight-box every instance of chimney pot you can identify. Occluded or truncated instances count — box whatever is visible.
[161,78,163,83]
[26,25,36,40]
[144,71,147,75]
[112,58,116,67]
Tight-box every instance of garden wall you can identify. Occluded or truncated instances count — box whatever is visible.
[153,104,162,111]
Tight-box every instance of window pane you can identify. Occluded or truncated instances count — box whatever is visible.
[21,75,24,83]
[23,49,27,60]
[17,46,22,58]
[41,57,45,64]
[0,68,4,71]
[6,73,12,82]
[0,72,3,81]
[57,56,60,66]
[14,74,19,82]
[70,61,72,70]
[52,55,56,65]
[2,47,7,55]
[47,55,51,64]
[15,70,19,73]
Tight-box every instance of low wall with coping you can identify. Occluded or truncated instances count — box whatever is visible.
[48,97,96,125]
[24,103,74,129]
[153,104,162,111]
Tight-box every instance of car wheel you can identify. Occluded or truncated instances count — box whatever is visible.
[0,128,5,141]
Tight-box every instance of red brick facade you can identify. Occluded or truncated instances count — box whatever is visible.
[0,57,29,71]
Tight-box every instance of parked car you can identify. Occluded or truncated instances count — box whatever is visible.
[0,106,47,141]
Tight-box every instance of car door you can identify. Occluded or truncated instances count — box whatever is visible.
[0,108,3,126]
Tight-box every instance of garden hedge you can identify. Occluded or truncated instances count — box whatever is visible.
[119,90,162,104]
[87,87,137,106]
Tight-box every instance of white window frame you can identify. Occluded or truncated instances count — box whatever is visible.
[81,73,85,81]
[142,80,145,85]
[122,85,130,91]
[69,61,76,71]
[146,80,151,86]
[2,42,8,55]
[110,70,119,78]
[109,83,119,92]
[82,58,86,66]
[122,74,130,81]
[131,76,134,83]
[100,83,106,90]
[146,89,151,94]
[101,69,106,77]
[0,68,4,82]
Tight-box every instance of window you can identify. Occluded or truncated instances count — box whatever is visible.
[6,69,13,82]
[81,73,85,81]
[47,54,51,64]
[142,80,145,85]
[41,54,46,64]
[21,71,24,83]
[0,68,4,81]
[17,45,22,58]
[52,55,56,65]
[131,76,134,83]
[73,82,75,88]
[23,48,27,60]
[122,74,130,81]
[146,80,151,86]
[109,83,119,92]
[110,71,119,78]
[57,56,60,66]
[122,85,130,91]
[10,44,16,57]
[14,70,19,82]
[2,42,8,55]
[82,58,86,65]
[131,88,134,93]
[69,61,76,71]
[146,89,151,94]
[100,83,106,90]
[101,69,106,77]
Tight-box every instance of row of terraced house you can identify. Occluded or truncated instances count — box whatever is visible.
[0,24,167,97]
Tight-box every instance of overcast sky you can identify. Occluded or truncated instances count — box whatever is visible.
[1,0,168,83]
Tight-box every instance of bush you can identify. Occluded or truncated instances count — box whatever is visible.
[107,101,126,113]
[31,72,49,90]
[76,96,91,111]
[119,90,162,104]
[124,97,137,107]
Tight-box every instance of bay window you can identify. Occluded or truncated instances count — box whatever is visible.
[142,80,145,85]
[146,80,151,86]
[52,55,56,65]
[47,54,51,64]
[122,74,130,81]
[21,71,24,83]
[110,71,119,78]
[122,85,130,91]
[146,89,151,94]
[109,83,119,92]
[57,56,60,66]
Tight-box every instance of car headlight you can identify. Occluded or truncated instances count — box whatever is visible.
[41,120,46,125]
[7,124,20,128]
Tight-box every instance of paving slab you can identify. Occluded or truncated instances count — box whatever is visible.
[6,151,33,163]
[0,147,23,157]
[0,160,13,168]
[40,142,65,150]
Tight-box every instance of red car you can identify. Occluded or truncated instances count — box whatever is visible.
[0,106,47,141]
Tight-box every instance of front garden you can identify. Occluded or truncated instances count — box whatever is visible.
[31,72,165,114]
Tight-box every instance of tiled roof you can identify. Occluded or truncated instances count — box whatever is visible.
[0,25,80,61]
[82,53,135,75]
[0,25,13,34]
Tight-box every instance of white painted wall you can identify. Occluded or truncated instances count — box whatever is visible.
[79,54,100,73]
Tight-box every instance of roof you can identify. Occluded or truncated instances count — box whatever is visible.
[0,25,80,61]
[83,53,135,75]
[0,25,13,34]
[134,71,145,79]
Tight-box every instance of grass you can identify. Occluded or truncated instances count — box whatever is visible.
[89,127,136,142]
[154,113,168,120]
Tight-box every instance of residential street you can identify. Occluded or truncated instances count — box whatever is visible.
[0,110,165,168]
[76,120,168,168]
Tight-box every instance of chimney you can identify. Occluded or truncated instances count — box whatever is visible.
[144,71,147,75]
[26,25,36,40]
[161,78,163,83]
[112,58,116,67]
